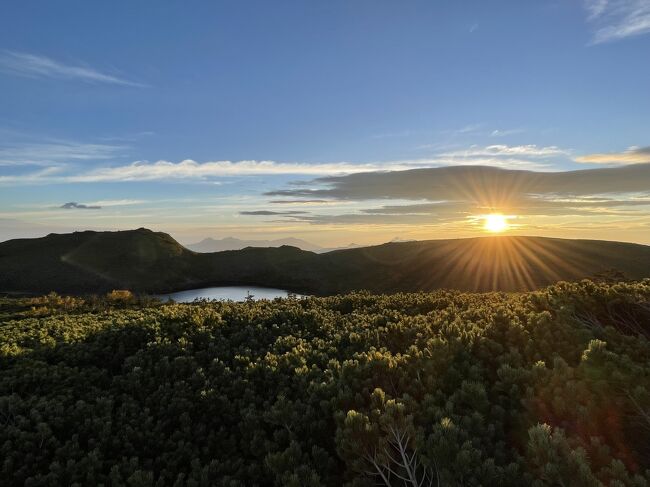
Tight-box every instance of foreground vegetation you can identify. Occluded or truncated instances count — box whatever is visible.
[2,281,650,486]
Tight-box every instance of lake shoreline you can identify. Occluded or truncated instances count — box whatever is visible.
[156,286,301,303]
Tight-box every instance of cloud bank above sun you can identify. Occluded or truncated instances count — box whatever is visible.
[247,163,650,240]
[2,139,650,245]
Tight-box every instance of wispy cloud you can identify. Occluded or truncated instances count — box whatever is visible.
[0,143,573,185]
[440,124,484,136]
[584,0,650,43]
[240,210,309,216]
[490,129,525,137]
[86,199,147,207]
[436,125,525,140]
[269,200,332,205]
[586,0,610,19]
[441,144,568,158]
[0,50,147,87]
[575,146,650,164]
[67,159,437,182]
[0,139,126,166]
[0,166,62,184]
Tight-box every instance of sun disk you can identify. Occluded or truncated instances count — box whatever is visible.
[483,214,510,233]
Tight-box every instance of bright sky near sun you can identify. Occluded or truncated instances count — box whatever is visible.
[1,1,649,246]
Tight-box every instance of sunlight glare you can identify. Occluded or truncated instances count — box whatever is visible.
[483,214,510,233]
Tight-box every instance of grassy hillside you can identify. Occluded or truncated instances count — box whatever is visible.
[0,228,318,294]
[0,228,200,293]
[1,228,650,294]
[320,236,650,293]
[2,281,650,485]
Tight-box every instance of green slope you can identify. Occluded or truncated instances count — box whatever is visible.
[0,228,317,294]
[1,228,650,294]
[318,236,650,293]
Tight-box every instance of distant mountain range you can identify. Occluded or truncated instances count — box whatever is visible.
[1,228,649,295]
[0,222,362,253]
[187,236,324,253]
[187,236,361,253]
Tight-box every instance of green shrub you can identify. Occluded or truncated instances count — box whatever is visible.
[1,280,649,486]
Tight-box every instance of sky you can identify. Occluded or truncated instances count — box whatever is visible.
[1,0,649,247]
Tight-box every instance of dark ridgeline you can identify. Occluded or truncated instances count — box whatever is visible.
[1,227,650,295]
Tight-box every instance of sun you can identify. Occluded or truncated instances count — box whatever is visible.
[483,213,510,233]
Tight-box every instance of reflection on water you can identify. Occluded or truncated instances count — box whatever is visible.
[157,286,296,303]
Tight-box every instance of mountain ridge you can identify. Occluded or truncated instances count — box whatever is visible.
[187,236,323,253]
[1,228,649,295]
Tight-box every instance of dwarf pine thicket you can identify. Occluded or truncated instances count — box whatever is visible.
[2,280,650,486]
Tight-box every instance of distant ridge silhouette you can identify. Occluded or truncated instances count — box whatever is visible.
[1,228,649,295]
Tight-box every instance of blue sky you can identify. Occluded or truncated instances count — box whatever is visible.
[1,1,650,246]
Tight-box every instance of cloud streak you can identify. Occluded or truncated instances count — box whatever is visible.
[86,199,147,207]
[0,143,644,186]
[584,0,650,43]
[269,199,331,205]
[0,140,126,166]
[575,146,650,165]
[240,210,308,216]
[0,50,147,87]
[1,146,561,185]
[490,129,525,137]
[66,159,437,182]
[441,144,567,158]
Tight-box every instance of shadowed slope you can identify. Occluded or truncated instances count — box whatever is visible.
[0,228,316,294]
[321,236,650,293]
[0,229,199,293]
[1,229,649,294]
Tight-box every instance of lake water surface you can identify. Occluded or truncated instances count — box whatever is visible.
[157,286,295,303]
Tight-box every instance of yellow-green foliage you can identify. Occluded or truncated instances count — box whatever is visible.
[1,280,650,486]
[105,289,136,305]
